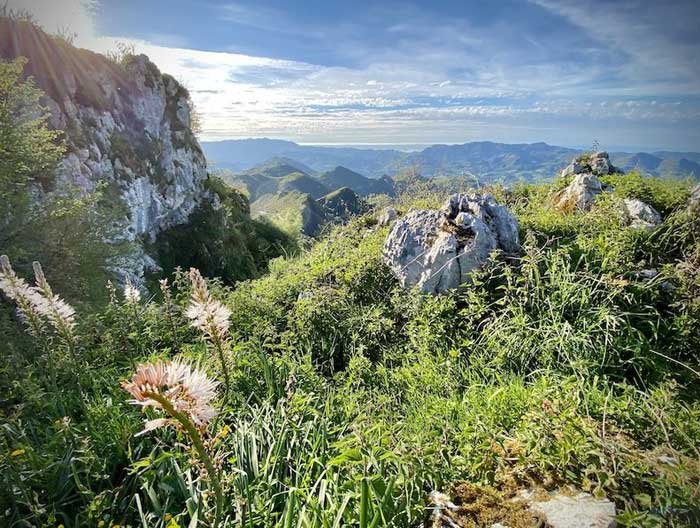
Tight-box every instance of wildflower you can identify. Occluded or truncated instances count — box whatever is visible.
[32,261,76,339]
[0,255,46,336]
[123,359,224,528]
[123,278,141,304]
[10,448,25,457]
[98,521,105,527]
[185,268,231,341]
[122,360,218,434]
[165,513,172,522]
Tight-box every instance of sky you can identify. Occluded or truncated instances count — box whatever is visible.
[8,0,700,151]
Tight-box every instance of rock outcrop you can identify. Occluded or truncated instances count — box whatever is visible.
[553,173,604,211]
[554,151,662,230]
[554,151,622,212]
[622,198,661,230]
[561,151,620,178]
[554,152,618,212]
[1,18,209,283]
[689,183,700,214]
[383,193,520,294]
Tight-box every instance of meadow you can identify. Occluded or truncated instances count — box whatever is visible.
[2,172,699,527]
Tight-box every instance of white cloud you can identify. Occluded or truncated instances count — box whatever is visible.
[6,0,700,149]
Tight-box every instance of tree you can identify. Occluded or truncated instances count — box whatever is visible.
[0,57,64,241]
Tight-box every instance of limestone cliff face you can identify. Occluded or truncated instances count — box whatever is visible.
[1,18,210,281]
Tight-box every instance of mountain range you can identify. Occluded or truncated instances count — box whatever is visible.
[202,138,700,182]
[218,159,370,236]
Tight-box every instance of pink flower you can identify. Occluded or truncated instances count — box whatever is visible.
[122,360,218,435]
[185,268,231,340]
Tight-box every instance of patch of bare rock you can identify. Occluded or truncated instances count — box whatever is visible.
[383,193,520,294]
[553,151,661,230]
[427,485,616,528]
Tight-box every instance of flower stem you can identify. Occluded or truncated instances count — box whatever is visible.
[212,333,231,419]
[147,392,223,528]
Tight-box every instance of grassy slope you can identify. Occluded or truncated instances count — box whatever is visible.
[2,175,699,527]
[251,190,328,236]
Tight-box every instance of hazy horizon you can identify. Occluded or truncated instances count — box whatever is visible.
[201,137,700,155]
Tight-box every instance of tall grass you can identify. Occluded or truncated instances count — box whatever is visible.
[1,177,699,527]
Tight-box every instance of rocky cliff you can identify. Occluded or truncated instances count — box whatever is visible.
[1,18,210,282]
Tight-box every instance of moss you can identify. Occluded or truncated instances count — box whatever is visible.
[431,482,542,528]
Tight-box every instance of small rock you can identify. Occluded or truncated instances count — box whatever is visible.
[622,198,661,230]
[658,455,678,466]
[527,490,616,528]
[553,173,604,211]
[635,269,659,280]
[589,151,612,176]
[377,207,398,226]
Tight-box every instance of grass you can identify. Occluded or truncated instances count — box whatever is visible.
[1,176,699,527]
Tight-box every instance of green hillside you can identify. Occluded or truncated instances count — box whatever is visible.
[251,190,328,236]
[319,166,396,196]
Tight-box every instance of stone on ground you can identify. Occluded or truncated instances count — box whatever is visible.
[622,198,661,229]
[553,173,604,211]
[383,193,519,294]
[526,490,616,528]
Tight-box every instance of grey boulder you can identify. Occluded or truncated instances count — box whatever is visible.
[689,183,700,214]
[383,193,520,294]
[553,173,604,211]
[622,198,661,230]
[377,207,398,226]
[525,490,616,528]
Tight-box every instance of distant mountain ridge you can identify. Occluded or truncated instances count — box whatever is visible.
[219,159,368,237]
[202,138,700,181]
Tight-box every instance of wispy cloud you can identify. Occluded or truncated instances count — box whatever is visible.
[7,0,700,150]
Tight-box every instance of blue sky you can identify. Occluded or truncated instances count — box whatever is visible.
[11,0,700,150]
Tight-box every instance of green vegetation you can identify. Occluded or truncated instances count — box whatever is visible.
[2,168,699,527]
[0,56,124,352]
[152,176,296,284]
[251,190,328,237]
[317,187,368,221]
[1,22,699,528]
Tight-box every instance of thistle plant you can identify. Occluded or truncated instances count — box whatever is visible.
[122,360,223,527]
[185,268,233,411]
